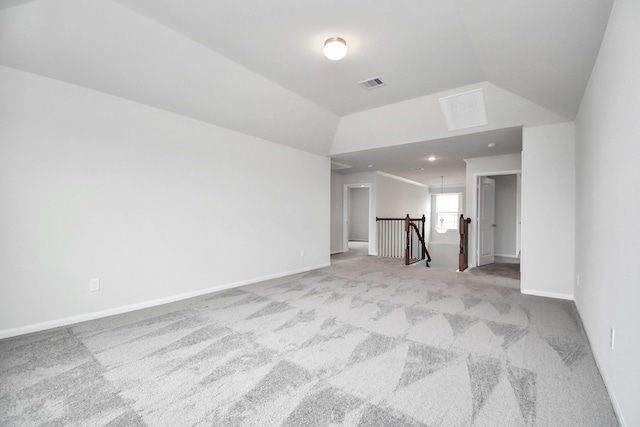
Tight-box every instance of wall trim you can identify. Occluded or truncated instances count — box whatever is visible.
[574,304,626,427]
[520,289,574,301]
[0,263,330,340]
[376,171,428,188]
[495,253,520,258]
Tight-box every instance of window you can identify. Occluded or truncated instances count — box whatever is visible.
[435,193,460,231]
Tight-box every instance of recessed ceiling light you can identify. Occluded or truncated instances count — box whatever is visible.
[488,143,497,148]
[368,164,373,168]
[324,37,347,61]
[428,156,436,161]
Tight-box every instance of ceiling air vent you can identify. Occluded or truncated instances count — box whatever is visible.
[439,88,488,131]
[358,77,385,90]
[331,161,352,171]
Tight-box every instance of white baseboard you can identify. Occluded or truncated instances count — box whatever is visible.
[330,250,345,255]
[574,305,627,427]
[520,289,574,301]
[0,263,330,340]
[495,253,519,258]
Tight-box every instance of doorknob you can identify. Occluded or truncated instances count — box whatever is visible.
[492,224,496,227]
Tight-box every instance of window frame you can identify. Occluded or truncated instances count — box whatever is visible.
[434,192,462,232]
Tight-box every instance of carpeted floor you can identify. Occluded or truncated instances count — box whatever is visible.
[469,263,521,281]
[0,245,618,426]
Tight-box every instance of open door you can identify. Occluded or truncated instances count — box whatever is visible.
[478,176,496,266]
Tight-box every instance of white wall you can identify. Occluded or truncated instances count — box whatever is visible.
[574,1,640,424]
[0,0,339,155]
[330,171,428,256]
[348,188,369,241]
[521,122,575,300]
[331,82,566,155]
[331,172,378,255]
[464,153,522,267]
[375,173,429,219]
[330,172,345,254]
[376,173,429,260]
[491,174,518,257]
[0,67,330,336]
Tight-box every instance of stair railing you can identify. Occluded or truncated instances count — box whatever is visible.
[376,217,405,258]
[376,214,431,267]
[405,214,431,267]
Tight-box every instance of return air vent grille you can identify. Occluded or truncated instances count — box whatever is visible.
[439,88,488,131]
[358,77,385,90]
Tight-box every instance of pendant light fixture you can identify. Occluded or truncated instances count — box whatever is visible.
[324,37,347,61]
[435,176,448,234]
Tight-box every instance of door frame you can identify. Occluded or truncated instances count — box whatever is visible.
[473,170,521,267]
[342,183,372,253]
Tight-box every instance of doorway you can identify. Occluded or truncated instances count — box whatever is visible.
[476,173,521,266]
[343,184,371,253]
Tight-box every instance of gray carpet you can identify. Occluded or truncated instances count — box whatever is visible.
[469,263,521,281]
[0,247,618,426]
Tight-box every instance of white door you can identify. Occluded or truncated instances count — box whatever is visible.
[478,176,496,266]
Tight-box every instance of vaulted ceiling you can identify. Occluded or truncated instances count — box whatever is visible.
[112,0,613,120]
[0,0,614,185]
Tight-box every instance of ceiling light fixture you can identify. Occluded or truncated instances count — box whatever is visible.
[324,37,347,61]
[428,156,436,161]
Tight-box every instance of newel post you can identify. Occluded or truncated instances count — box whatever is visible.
[404,214,411,265]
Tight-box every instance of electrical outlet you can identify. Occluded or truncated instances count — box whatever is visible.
[89,278,100,292]
[300,250,305,258]
[610,327,615,350]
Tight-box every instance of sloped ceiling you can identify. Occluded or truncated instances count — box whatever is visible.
[0,0,340,155]
[112,0,612,120]
[0,0,614,167]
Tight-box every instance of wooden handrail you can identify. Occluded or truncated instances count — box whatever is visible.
[404,215,411,265]
[404,214,430,267]
[376,214,430,266]
[409,221,432,266]
[459,214,472,271]
[376,217,424,221]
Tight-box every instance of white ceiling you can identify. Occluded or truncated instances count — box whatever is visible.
[0,0,35,10]
[331,127,523,187]
[113,0,612,118]
[1,0,614,182]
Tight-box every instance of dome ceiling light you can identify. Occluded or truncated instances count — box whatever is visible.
[324,37,347,61]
